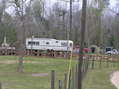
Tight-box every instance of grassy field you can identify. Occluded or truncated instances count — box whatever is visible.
[83,62,119,89]
[0,56,118,89]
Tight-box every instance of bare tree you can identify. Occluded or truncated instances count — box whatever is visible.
[11,0,27,72]
[0,0,7,23]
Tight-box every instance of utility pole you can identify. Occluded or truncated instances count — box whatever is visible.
[69,0,72,40]
[62,10,66,39]
[66,0,73,58]
[77,0,87,89]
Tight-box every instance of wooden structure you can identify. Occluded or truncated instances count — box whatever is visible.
[0,37,72,58]
[0,37,16,55]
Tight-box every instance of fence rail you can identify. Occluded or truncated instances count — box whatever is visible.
[0,54,119,89]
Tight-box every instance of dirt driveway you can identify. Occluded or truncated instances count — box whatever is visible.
[111,71,119,89]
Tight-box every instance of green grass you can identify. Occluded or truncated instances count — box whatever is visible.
[83,68,118,89]
[83,60,119,89]
[0,56,118,89]
[0,56,73,89]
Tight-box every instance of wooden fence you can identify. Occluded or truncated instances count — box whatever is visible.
[50,55,119,89]
[0,55,119,89]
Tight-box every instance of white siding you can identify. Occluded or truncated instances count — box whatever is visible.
[26,38,73,51]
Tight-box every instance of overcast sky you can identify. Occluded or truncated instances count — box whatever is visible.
[6,0,119,15]
[110,0,117,7]
[46,0,116,6]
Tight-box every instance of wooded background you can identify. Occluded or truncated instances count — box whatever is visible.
[0,0,119,48]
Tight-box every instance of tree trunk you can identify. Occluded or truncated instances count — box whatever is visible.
[77,0,87,89]
[17,0,25,73]
[17,22,25,73]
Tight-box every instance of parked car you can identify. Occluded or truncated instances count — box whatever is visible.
[106,49,119,55]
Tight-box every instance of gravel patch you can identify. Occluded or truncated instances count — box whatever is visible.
[31,73,48,77]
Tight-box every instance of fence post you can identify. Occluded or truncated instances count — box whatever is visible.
[64,73,67,89]
[74,64,78,89]
[82,58,86,78]
[88,55,91,69]
[51,70,55,89]
[68,69,71,89]
[106,58,109,68]
[112,56,116,67]
[0,83,2,89]
[118,60,119,67]
[71,68,75,89]
[91,55,95,69]
[58,80,62,89]
[85,55,89,73]
[99,56,102,69]
[113,60,116,67]
[108,56,111,68]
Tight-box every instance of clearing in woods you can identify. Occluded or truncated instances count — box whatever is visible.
[0,56,118,89]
